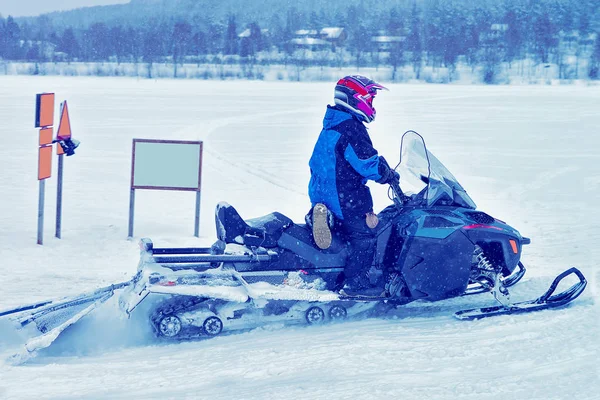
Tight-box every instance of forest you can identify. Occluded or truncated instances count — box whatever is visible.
[0,0,599,82]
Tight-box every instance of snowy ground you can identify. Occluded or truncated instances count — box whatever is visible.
[0,76,598,399]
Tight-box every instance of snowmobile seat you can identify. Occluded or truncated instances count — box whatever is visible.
[277,224,347,268]
[215,202,293,248]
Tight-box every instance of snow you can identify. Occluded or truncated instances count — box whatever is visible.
[0,76,598,399]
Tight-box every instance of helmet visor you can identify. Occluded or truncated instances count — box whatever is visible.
[366,82,388,95]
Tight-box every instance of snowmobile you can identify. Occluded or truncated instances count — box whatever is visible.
[0,131,587,359]
[115,130,587,339]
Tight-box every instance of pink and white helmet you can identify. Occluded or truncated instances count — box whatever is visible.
[334,75,388,123]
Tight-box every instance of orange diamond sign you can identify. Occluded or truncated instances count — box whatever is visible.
[56,101,72,155]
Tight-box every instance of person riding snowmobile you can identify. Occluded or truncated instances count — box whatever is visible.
[308,75,399,296]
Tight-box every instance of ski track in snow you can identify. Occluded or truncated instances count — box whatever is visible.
[0,77,598,400]
[198,108,318,196]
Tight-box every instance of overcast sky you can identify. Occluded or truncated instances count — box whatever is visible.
[0,0,130,17]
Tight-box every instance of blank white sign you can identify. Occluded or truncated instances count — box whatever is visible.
[132,140,202,190]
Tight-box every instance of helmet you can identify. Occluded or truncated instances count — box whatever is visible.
[334,75,388,123]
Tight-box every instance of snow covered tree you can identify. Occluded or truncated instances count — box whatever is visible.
[533,11,558,64]
[3,16,21,60]
[504,9,525,66]
[191,30,208,64]
[58,28,80,63]
[389,39,405,81]
[308,11,327,30]
[127,27,143,64]
[223,15,238,55]
[239,22,263,59]
[89,23,111,61]
[110,26,129,64]
[207,23,224,55]
[25,42,41,63]
[406,1,423,79]
[387,8,404,37]
[172,21,192,77]
[266,13,285,53]
[0,16,7,59]
[142,24,163,78]
[589,34,600,79]
[352,24,370,70]
[437,1,463,76]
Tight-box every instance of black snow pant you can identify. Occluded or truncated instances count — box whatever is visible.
[336,213,377,283]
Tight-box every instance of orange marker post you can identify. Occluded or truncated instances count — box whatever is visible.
[39,127,53,146]
[36,93,55,245]
[35,93,55,128]
[38,145,52,180]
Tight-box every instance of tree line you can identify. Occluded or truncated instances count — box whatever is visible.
[1,0,599,81]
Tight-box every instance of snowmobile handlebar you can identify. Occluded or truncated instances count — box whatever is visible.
[389,178,409,208]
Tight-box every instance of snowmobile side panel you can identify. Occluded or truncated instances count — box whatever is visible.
[399,230,473,301]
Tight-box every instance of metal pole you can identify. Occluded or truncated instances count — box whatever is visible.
[37,180,45,245]
[128,188,135,238]
[194,190,201,237]
[55,154,64,239]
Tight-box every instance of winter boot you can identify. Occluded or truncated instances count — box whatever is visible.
[312,203,332,250]
[339,274,385,297]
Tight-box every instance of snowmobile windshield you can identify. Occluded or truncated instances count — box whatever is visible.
[397,131,476,209]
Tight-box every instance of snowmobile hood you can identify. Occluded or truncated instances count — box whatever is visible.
[322,105,357,130]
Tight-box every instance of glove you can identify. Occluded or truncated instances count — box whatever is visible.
[375,156,399,185]
[388,170,400,185]
[377,166,400,185]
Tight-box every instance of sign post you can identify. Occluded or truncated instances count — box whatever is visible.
[128,139,203,238]
[55,101,73,239]
[128,188,136,238]
[195,190,201,237]
[35,93,55,245]
[56,155,64,238]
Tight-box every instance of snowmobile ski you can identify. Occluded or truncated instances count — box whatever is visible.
[10,292,113,364]
[2,281,130,364]
[454,267,587,320]
[0,281,131,321]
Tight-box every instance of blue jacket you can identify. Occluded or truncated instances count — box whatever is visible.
[309,105,390,221]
